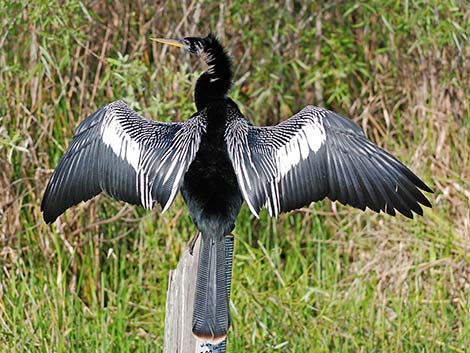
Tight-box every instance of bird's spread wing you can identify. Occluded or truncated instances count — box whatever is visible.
[41,100,207,223]
[225,105,432,218]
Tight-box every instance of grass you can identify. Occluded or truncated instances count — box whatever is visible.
[1,0,469,352]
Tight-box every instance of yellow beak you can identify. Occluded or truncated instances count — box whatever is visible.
[150,38,184,48]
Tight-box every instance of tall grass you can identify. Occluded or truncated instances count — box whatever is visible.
[1,1,469,352]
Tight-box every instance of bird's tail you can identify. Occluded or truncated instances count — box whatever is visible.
[192,234,229,343]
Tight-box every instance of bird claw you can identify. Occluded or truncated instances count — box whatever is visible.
[188,232,201,256]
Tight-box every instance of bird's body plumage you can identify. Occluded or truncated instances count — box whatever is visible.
[182,99,243,229]
[41,33,432,343]
[181,99,244,341]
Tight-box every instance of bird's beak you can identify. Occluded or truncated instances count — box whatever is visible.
[151,38,185,48]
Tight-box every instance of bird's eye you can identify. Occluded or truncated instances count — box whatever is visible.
[188,42,203,55]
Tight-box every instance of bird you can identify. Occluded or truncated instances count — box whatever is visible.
[41,33,432,343]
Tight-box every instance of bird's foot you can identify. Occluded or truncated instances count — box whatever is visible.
[188,231,201,256]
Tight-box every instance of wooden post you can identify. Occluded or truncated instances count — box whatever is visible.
[163,234,234,353]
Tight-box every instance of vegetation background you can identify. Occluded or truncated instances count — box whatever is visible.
[1,0,469,352]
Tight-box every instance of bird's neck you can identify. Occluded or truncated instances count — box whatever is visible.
[195,46,232,111]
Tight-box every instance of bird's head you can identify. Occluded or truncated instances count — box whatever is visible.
[152,33,232,109]
[152,33,221,64]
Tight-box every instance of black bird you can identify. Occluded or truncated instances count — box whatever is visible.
[41,33,432,342]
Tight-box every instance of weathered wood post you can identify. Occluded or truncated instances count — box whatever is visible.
[163,234,234,353]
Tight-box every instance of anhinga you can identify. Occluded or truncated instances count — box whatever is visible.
[41,33,432,343]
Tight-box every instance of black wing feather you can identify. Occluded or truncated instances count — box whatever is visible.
[42,100,207,223]
[225,105,432,218]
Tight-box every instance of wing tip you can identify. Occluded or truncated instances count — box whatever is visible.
[41,196,57,224]
[249,206,260,219]
[42,209,58,224]
[379,198,430,220]
[420,183,434,194]
[161,201,170,213]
